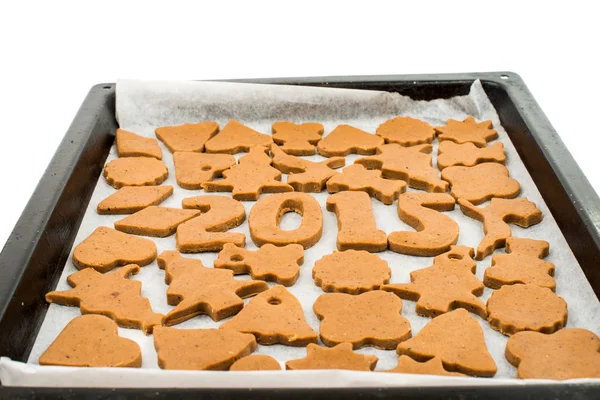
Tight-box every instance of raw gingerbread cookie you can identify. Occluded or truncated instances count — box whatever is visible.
[220,285,318,346]
[388,192,458,257]
[397,309,497,377]
[376,116,435,146]
[157,251,268,325]
[317,124,383,157]
[381,356,465,377]
[114,206,200,237]
[326,191,387,252]
[173,152,236,190]
[442,163,520,205]
[435,116,498,147]
[286,343,378,371]
[155,121,219,153]
[356,144,448,192]
[437,141,506,170]
[312,250,391,294]
[459,198,543,260]
[214,243,304,286]
[505,328,600,380]
[204,120,273,154]
[270,144,344,192]
[177,195,246,252]
[154,327,257,370]
[272,121,324,155]
[248,192,323,249]
[484,237,555,290]
[326,164,406,205]
[46,264,164,334]
[383,246,486,318]
[73,226,157,272]
[202,146,293,200]
[487,284,567,336]
[116,128,162,159]
[39,315,142,368]
[97,185,173,215]
[103,157,168,189]
[229,354,281,371]
[313,291,411,349]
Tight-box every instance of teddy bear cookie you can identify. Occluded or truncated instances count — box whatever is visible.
[39,315,142,368]
[115,128,162,159]
[155,121,219,153]
[312,250,391,294]
[229,354,282,371]
[173,152,236,190]
[437,141,505,170]
[114,206,200,237]
[376,116,436,146]
[153,327,257,370]
[442,163,520,205]
[313,291,411,349]
[381,356,465,377]
[204,120,273,154]
[326,164,406,205]
[97,186,173,215]
[285,343,378,371]
[103,157,168,189]
[317,124,383,157]
[272,121,324,155]
[435,116,498,147]
[46,264,164,334]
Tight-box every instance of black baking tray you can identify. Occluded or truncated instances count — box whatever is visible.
[0,72,599,399]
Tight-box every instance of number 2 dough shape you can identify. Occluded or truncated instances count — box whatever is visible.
[248,192,323,249]
[272,121,324,155]
[317,124,383,157]
[388,192,458,256]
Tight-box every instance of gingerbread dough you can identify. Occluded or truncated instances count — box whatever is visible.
[435,116,498,147]
[437,141,505,170]
[115,128,162,159]
[442,163,520,205]
[103,157,168,189]
[155,121,219,153]
[376,116,435,146]
[173,152,236,190]
[317,124,383,157]
[381,356,465,377]
[272,121,324,155]
[230,354,281,371]
[114,206,200,237]
[326,164,406,205]
[205,120,273,154]
[286,343,378,371]
[97,186,173,215]
[388,192,458,256]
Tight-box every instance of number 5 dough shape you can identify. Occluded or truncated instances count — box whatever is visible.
[388,193,458,256]
[176,196,246,252]
[249,193,323,249]
[326,192,387,252]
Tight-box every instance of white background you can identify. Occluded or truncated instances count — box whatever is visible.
[0,0,598,248]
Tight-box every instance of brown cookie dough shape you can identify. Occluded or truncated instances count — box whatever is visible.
[312,250,391,294]
[214,243,304,286]
[313,291,411,350]
[114,206,200,237]
[46,264,164,334]
[248,192,323,249]
[437,141,506,170]
[173,152,236,190]
[487,284,567,336]
[388,192,458,256]
[116,128,162,159]
[97,186,173,215]
[176,195,246,252]
[397,309,497,377]
[356,144,448,192]
[442,163,520,205]
[202,146,293,201]
[220,285,318,346]
[153,327,257,370]
[326,191,387,252]
[230,354,281,371]
[376,116,436,146]
[205,120,273,154]
[157,251,268,325]
[326,164,406,205]
[381,356,465,377]
[506,328,600,380]
[155,121,219,153]
[39,315,142,368]
[73,226,157,272]
[435,116,499,147]
[272,121,324,155]
[317,124,383,157]
[459,198,543,260]
[103,157,168,189]
[270,144,344,192]
[286,343,378,371]
[383,246,486,318]
[484,237,556,290]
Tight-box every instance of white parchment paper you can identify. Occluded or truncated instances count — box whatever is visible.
[2,79,599,387]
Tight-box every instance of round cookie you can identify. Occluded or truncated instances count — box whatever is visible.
[376,116,435,146]
[103,157,168,189]
[229,354,281,371]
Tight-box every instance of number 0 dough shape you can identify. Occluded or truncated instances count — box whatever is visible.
[248,192,323,249]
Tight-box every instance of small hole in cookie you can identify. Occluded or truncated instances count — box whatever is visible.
[230,254,244,262]
[268,297,282,305]
[449,254,463,260]
[201,165,212,171]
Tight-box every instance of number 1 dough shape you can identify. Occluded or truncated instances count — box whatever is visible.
[326,191,387,252]
[388,192,458,256]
